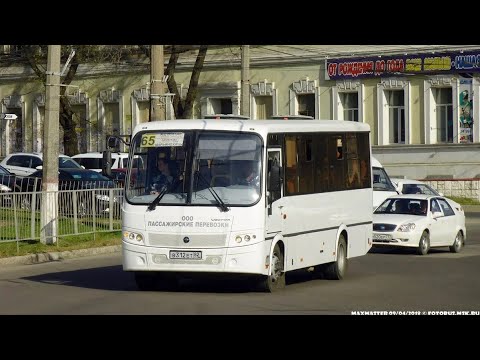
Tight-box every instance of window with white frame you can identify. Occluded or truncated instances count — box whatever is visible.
[339,92,359,121]
[333,80,363,123]
[290,78,319,118]
[255,96,273,119]
[199,82,240,118]
[433,88,453,143]
[377,78,410,145]
[251,80,276,119]
[387,90,405,144]
[210,98,233,114]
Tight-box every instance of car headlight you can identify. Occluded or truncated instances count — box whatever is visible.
[398,223,416,232]
[0,184,12,192]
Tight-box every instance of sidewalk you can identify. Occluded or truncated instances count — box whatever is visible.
[0,245,121,267]
[463,205,480,213]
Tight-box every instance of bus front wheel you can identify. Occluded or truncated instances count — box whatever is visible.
[257,243,285,292]
[324,235,348,280]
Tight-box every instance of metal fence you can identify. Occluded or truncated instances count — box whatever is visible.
[0,186,123,245]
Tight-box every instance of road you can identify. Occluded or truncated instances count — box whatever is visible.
[1,213,479,315]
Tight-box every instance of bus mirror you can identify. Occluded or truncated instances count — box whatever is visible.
[102,150,112,177]
[269,164,282,192]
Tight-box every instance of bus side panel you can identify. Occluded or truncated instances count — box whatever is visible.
[281,189,372,271]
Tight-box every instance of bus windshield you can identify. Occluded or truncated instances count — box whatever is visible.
[126,130,263,206]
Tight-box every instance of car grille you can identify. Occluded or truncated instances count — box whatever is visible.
[373,223,397,231]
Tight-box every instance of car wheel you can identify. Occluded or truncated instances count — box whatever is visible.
[417,231,430,255]
[257,243,285,292]
[324,235,348,280]
[449,231,464,253]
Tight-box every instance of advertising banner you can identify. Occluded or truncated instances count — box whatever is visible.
[325,50,480,80]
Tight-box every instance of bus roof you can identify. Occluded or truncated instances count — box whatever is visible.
[133,119,370,136]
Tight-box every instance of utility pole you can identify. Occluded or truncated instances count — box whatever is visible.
[241,45,250,117]
[41,45,60,244]
[150,45,166,121]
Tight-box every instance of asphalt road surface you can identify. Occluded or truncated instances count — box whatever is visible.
[1,213,479,315]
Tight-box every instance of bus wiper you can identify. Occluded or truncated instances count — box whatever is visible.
[147,184,169,211]
[195,170,229,212]
[147,175,183,211]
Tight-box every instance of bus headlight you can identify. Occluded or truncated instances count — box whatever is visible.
[234,234,254,244]
[123,231,144,243]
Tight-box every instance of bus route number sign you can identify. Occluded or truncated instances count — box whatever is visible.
[141,132,185,147]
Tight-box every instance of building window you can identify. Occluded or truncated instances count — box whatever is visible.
[333,80,363,123]
[297,94,315,117]
[433,88,453,143]
[290,78,319,118]
[210,98,233,115]
[254,96,273,119]
[339,92,359,121]
[199,82,241,118]
[387,90,405,144]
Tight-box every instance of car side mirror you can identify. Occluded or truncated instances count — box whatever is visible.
[439,192,444,196]
[432,211,442,218]
[36,165,43,170]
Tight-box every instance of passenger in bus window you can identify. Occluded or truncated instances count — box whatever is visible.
[150,156,173,194]
[236,161,259,187]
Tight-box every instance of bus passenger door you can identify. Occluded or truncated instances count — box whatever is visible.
[266,149,284,236]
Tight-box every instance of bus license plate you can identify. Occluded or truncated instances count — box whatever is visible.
[169,251,202,260]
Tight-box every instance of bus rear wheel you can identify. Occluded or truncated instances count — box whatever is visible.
[324,235,347,280]
[257,243,285,292]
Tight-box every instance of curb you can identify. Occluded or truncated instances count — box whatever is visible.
[463,205,480,213]
[0,245,122,267]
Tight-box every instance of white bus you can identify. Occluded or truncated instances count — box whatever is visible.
[371,156,398,210]
[121,119,373,292]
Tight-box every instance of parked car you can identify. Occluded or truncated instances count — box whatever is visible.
[0,152,82,176]
[72,152,144,173]
[16,168,118,216]
[390,178,463,213]
[0,164,16,206]
[372,194,466,255]
[391,178,443,196]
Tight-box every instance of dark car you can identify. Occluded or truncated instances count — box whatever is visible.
[17,168,118,216]
[0,164,17,206]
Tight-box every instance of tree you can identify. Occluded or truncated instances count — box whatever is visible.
[140,45,208,119]
[19,45,209,154]
[20,45,143,156]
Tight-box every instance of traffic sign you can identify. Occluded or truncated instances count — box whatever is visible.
[0,113,18,120]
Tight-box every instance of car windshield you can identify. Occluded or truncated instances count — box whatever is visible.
[402,183,439,195]
[375,198,428,216]
[0,165,10,175]
[59,157,82,169]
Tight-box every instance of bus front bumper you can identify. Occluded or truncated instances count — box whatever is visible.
[122,240,271,276]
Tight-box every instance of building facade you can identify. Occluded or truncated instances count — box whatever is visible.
[1,45,480,180]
